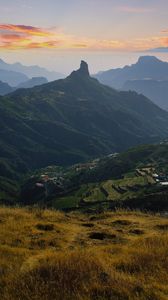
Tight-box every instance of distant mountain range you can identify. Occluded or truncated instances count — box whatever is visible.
[94,56,168,89]
[0,68,29,86]
[123,79,168,111]
[0,81,13,95]
[1,61,168,181]
[0,58,64,84]
[147,47,168,53]
[94,56,168,110]
[16,77,48,89]
[0,77,48,95]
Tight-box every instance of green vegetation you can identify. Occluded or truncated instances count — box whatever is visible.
[1,58,168,211]
[18,143,168,212]
[1,61,168,187]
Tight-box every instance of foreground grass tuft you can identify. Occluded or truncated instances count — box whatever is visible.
[1,207,168,300]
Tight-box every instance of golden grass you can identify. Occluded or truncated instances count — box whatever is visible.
[1,207,168,300]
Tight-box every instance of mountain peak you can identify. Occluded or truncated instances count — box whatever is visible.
[79,60,89,76]
[137,56,161,64]
[69,61,90,79]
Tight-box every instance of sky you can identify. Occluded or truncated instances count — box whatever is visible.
[0,0,168,74]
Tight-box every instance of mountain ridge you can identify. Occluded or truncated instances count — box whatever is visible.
[0,68,29,86]
[0,58,64,81]
[0,81,13,95]
[123,79,168,111]
[94,56,168,89]
[0,60,168,182]
[0,77,48,96]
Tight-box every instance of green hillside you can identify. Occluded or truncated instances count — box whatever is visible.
[19,143,168,212]
[1,61,168,183]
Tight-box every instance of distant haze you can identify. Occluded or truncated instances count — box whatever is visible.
[0,1,168,73]
[0,51,168,75]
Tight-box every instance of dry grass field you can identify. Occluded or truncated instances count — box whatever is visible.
[0,206,168,300]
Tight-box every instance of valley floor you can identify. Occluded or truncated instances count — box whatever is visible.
[1,207,168,300]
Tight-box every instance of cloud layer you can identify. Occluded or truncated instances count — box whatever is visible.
[0,23,168,52]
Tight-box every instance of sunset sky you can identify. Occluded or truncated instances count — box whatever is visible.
[0,0,168,73]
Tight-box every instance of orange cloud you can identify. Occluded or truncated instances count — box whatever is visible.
[0,24,61,50]
[0,24,53,37]
[72,44,88,48]
[0,34,28,41]
[161,37,168,46]
[26,41,60,49]
[161,30,168,34]
[0,23,168,52]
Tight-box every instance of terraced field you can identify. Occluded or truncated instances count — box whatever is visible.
[51,173,155,210]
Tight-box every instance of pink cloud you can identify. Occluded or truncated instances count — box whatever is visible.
[0,24,53,37]
[0,23,167,52]
[161,29,168,34]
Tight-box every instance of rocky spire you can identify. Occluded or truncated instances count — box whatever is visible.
[69,60,90,78]
[79,60,90,76]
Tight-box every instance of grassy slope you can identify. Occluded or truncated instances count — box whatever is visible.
[1,64,168,183]
[1,207,168,300]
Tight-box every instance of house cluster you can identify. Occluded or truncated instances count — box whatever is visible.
[74,162,98,172]
[41,174,65,186]
[152,173,168,186]
[107,152,119,158]
[35,172,65,189]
